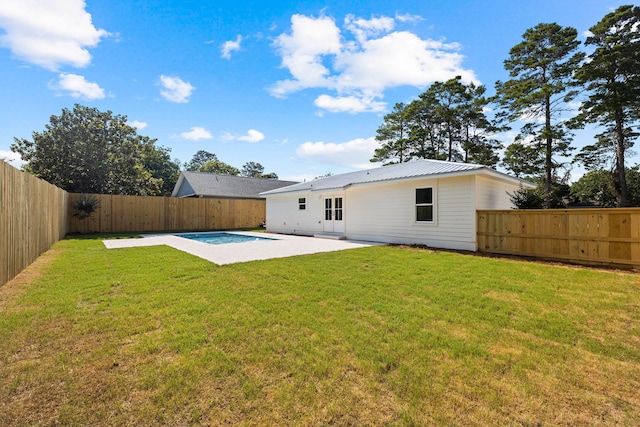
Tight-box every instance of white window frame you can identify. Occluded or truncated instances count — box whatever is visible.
[414,186,437,225]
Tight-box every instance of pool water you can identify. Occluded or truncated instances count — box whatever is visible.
[176,232,275,245]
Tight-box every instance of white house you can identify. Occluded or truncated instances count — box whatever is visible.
[260,159,535,251]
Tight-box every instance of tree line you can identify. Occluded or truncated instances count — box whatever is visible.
[183,150,278,179]
[10,105,278,197]
[372,5,640,208]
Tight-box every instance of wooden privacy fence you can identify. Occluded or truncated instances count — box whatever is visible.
[68,193,266,234]
[477,208,640,267]
[1,161,68,286]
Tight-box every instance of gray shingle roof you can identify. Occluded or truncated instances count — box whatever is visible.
[261,159,532,195]
[172,172,299,198]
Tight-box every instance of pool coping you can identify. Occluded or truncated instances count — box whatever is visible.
[102,231,382,265]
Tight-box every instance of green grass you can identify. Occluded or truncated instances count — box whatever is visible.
[1,236,639,425]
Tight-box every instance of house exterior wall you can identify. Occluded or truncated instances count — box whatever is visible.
[175,181,195,197]
[267,176,490,250]
[343,175,477,250]
[474,175,522,210]
[265,175,500,251]
[265,191,325,236]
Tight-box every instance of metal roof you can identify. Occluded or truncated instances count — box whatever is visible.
[261,159,533,195]
[172,172,299,198]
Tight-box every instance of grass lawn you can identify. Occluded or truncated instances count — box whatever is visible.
[1,235,639,426]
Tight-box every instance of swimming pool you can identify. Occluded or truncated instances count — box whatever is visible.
[175,232,276,245]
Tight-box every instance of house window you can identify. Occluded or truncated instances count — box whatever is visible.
[416,188,434,222]
[334,197,343,221]
[298,197,306,210]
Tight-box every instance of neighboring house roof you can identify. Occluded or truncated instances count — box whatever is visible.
[261,159,535,196]
[171,171,299,198]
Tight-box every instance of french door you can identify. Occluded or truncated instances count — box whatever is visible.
[322,196,344,233]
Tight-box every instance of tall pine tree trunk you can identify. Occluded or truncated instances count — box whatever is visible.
[614,107,628,206]
[447,122,453,161]
[544,96,553,209]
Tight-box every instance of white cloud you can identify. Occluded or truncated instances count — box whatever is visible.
[221,35,242,59]
[130,120,148,129]
[271,13,477,114]
[271,14,342,97]
[344,14,395,43]
[224,129,265,143]
[335,32,475,91]
[314,94,385,113]
[296,137,380,169]
[220,132,235,142]
[159,75,195,103]
[49,73,105,100]
[582,30,594,38]
[237,129,265,143]
[395,13,425,24]
[0,0,109,70]
[180,127,212,141]
[0,150,25,169]
[567,101,582,115]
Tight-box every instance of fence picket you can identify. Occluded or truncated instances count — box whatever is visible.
[0,161,68,286]
[66,193,265,234]
[477,209,640,267]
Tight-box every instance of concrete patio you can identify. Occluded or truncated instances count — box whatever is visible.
[103,231,382,265]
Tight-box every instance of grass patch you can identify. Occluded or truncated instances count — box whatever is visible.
[1,237,639,425]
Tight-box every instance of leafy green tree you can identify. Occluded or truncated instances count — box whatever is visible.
[406,93,441,161]
[570,5,640,207]
[462,134,502,167]
[371,102,413,164]
[501,142,545,179]
[570,170,618,207]
[184,150,218,171]
[240,161,278,179]
[185,153,278,179]
[241,161,265,177]
[11,104,178,195]
[627,166,640,206]
[141,145,180,196]
[457,81,504,166]
[509,180,569,209]
[495,23,583,207]
[573,128,636,172]
[573,133,616,172]
[199,160,240,175]
[372,78,499,167]
[550,182,572,208]
[508,186,545,209]
[431,77,468,161]
[570,167,640,207]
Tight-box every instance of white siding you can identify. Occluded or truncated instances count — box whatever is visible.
[265,191,323,235]
[475,175,522,210]
[344,176,477,250]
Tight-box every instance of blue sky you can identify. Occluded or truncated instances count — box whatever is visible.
[0,0,636,182]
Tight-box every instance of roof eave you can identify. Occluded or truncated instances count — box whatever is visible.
[261,167,533,196]
[479,168,536,188]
